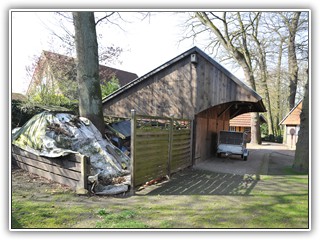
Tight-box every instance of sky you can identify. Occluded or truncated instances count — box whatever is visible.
[10,11,206,94]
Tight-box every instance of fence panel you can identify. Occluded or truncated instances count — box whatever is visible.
[171,125,192,173]
[130,110,192,190]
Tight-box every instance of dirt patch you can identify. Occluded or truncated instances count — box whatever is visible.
[11,164,74,201]
[11,163,131,207]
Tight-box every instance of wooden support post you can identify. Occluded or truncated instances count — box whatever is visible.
[167,117,173,178]
[130,109,136,195]
[189,120,194,166]
[76,154,89,195]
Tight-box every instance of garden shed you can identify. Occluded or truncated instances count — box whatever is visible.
[279,99,303,149]
[102,46,266,164]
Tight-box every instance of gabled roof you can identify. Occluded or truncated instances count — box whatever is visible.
[229,113,267,127]
[29,51,138,92]
[279,99,303,125]
[102,46,265,109]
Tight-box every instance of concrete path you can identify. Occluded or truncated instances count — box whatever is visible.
[194,142,295,175]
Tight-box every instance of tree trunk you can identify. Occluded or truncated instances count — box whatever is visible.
[252,32,274,137]
[241,65,261,144]
[73,12,105,135]
[286,12,301,109]
[261,70,274,136]
[275,38,284,136]
[250,112,262,144]
[293,69,309,173]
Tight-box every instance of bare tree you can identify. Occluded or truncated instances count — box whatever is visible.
[73,11,105,135]
[194,11,262,144]
[250,12,274,136]
[41,11,124,65]
[281,12,301,109]
[275,37,285,135]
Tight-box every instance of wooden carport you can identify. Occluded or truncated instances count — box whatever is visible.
[102,46,266,165]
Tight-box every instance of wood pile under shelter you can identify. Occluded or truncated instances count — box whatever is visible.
[103,46,266,164]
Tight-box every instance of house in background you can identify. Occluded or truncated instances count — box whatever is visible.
[102,46,266,163]
[26,50,138,99]
[229,112,267,142]
[279,99,303,149]
[229,112,267,132]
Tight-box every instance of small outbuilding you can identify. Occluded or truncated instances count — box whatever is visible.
[102,47,266,164]
[279,99,303,149]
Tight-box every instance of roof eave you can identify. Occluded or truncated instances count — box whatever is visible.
[279,99,303,125]
[103,46,266,107]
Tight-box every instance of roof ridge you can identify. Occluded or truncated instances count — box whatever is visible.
[102,46,263,104]
[41,50,137,76]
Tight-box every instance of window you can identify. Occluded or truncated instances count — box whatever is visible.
[244,127,251,132]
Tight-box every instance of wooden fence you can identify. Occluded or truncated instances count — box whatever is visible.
[130,110,193,189]
[11,145,90,192]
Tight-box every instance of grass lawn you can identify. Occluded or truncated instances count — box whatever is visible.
[11,172,309,229]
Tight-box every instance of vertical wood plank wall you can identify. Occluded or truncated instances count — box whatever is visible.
[103,57,197,119]
[194,106,230,163]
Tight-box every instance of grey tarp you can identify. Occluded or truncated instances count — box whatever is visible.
[12,111,131,194]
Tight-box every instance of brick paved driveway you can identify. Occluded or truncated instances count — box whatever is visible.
[136,142,294,196]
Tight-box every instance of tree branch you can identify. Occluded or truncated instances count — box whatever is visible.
[95,12,115,26]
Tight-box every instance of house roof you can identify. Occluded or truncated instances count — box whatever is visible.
[12,93,27,102]
[30,50,138,90]
[279,99,303,126]
[229,112,267,127]
[102,46,266,113]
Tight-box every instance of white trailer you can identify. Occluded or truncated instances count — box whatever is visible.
[216,131,249,161]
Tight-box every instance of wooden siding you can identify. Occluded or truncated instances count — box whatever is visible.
[194,105,230,163]
[12,145,90,191]
[195,54,258,114]
[104,56,197,119]
[103,51,261,120]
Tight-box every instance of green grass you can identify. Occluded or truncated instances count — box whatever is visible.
[282,166,309,176]
[11,174,309,229]
[11,201,96,228]
[96,209,147,228]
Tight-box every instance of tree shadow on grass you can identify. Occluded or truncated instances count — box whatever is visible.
[138,168,259,196]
